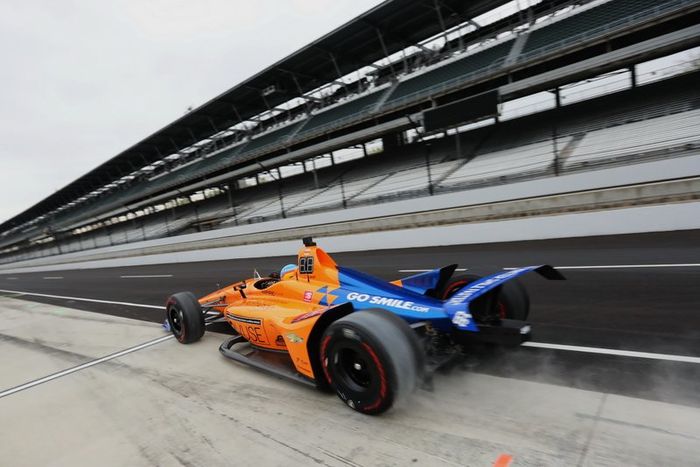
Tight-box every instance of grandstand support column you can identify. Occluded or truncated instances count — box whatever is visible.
[552,119,560,177]
[554,87,561,108]
[455,129,462,158]
[340,175,347,209]
[330,152,335,166]
[432,0,449,47]
[425,142,434,196]
[277,184,286,219]
[630,65,637,87]
[164,215,171,236]
[193,205,201,232]
[362,143,368,158]
[311,158,319,189]
[329,54,350,96]
[226,183,239,225]
[375,29,395,78]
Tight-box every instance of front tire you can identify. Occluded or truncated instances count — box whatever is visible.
[320,310,419,415]
[166,292,205,344]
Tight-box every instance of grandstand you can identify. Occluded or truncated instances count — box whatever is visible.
[1,0,699,264]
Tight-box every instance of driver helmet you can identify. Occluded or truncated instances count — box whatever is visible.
[280,263,297,278]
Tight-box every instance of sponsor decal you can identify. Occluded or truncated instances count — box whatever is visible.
[275,335,285,346]
[447,270,523,305]
[452,311,472,328]
[303,291,313,302]
[345,292,430,313]
[286,333,304,343]
[226,314,262,325]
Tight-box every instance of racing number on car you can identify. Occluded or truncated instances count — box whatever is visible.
[299,256,314,274]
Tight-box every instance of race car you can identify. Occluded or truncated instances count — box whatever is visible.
[165,237,564,414]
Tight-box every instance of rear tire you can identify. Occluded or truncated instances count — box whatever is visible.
[440,273,530,320]
[498,278,529,320]
[166,292,205,344]
[320,310,419,415]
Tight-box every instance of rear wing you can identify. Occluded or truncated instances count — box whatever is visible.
[444,265,565,331]
[391,264,457,295]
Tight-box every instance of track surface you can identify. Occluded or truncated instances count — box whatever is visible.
[2,230,699,406]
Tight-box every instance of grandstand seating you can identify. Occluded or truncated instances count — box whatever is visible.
[210,76,699,223]
[522,0,681,56]
[386,41,513,104]
[33,0,696,236]
[351,160,462,203]
[169,100,698,228]
[299,89,388,136]
[440,140,563,188]
[565,109,700,168]
[4,90,698,264]
[239,121,304,156]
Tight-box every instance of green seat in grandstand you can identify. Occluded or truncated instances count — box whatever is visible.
[522,0,677,55]
[300,91,385,135]
[241,121,304,154]
[387,40,512,104]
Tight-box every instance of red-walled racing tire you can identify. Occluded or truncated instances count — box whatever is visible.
[320,310,418,415]
[440,273,530,320]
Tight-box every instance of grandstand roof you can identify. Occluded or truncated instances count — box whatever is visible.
[1,0,510,233]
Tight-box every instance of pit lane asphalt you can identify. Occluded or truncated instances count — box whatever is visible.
[2,230,699,406]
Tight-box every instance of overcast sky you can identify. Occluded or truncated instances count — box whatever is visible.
[0,0,384,224]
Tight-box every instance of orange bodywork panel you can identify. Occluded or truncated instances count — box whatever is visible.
[198,244,344,379]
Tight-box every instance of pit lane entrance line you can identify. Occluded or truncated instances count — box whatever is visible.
[120,274,173,279]
[523,342,700,364]
[399,268,468,272]
[2,288,700,364]
[0,334,174,399]
[0,288,162,309]
[402,264,700,273]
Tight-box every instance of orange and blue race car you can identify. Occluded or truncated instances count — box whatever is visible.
[165,237,564,414]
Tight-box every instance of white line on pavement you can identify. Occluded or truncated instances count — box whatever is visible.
[120,274,174,278]
[0,335,174,399]
[523,342,700,364]
[42,276,63,280]
[398,268,467,273]
[505,263,700,270]
[2,289,699,365]
[0,289,162,309]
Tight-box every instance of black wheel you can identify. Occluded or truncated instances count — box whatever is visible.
[166,292,205,344]
[498,277,529,320]
[320,310,419,415]
[440,273,530,320]
[369,310,426,380]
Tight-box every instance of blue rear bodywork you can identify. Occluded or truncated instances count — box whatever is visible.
[334,265,563,332]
